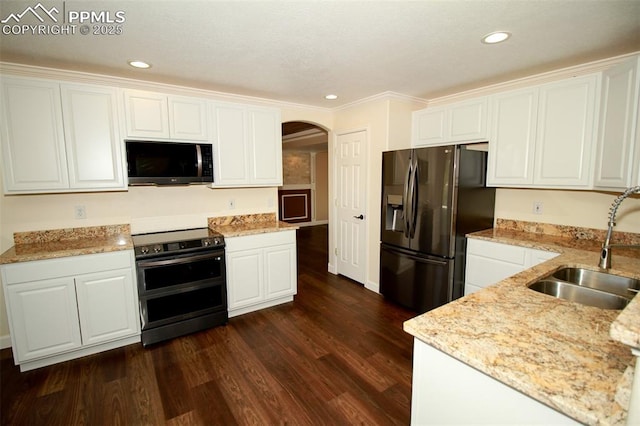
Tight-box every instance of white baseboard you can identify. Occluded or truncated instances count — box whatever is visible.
[365,280,380,294]
[328,262,337,274]
[0,334,12,350]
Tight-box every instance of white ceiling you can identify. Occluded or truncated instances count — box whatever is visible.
[1,1,639,107]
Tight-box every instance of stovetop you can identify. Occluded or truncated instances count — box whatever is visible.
[132,228,224,258]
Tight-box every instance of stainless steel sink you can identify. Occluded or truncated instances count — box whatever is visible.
[551,267,640,298]
[527,267,638,310]
[528,279,631,310]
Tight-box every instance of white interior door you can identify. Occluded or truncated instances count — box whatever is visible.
[336,130,367,283]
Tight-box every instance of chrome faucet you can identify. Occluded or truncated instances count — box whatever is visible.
[599,186,640,269]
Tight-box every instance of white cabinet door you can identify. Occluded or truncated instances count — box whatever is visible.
[7,277,82,362]
[124,90,209,141]
[211,102,249,185]
[487,88,538,186]
[61,84,126,190]
[534,75,598,187]
[75,268,139,346]
[464,239,558,296]
[413,107,447,146]
[226,249,264,310]
[248,106,283,185]
[226,231,297,315]
[412,97,489,147]
[123,90,170,138]
[1,77,69,192]
[449,97,489,142]
[488,75,598,188]
[594,56,640,189]
[211,102,283,187]
[168,96,208,141]
[264,244,296,300]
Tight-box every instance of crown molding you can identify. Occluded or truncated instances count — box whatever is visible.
[425,51,640,107]
[0,62,332,112]
[332,91,428,112]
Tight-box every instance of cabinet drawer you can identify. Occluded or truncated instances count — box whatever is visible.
[466,239,527,265]
[225,230,296,253]
[3,250,133,284]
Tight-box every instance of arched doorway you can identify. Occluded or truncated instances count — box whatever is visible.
[280,121,329,227]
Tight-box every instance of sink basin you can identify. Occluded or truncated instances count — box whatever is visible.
[528,279,631,310]
[551,267,640,298]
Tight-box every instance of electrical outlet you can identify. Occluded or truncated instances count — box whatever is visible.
[533,201,543,215]
[228,199,235,209]
[74,205,87,219]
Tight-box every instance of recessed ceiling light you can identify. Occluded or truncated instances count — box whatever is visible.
[128,60,151,69]
[325,94,338,100]
[481,31,511,44]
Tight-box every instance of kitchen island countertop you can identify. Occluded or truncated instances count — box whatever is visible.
[404,224,640,425]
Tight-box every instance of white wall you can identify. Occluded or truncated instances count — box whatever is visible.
[495,188,640,233]
[332,95,425,292]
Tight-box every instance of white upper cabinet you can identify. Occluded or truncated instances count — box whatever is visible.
[412,97,489,146]
[247,106,283,184]
[211,102,282,187]
[487,74,598,188]
[0,77,126,194]
[123,90,208,141]
[593,55,640,190]
[61,84,125,189]
[533,75,598,187]
[1,78,69,192]
[487,88,539,185]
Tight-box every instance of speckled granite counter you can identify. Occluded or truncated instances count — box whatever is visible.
[0,225,133,265]
[208,213,299,237]
[404,221,640,425]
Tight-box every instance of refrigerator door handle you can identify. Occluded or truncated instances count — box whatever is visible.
[402,159,413,238]
[409,156,419,238]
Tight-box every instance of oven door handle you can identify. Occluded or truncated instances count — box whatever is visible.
[137,252,223,268]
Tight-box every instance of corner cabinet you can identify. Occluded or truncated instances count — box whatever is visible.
[487,74,599,188]
[464,238,559,296]
[412,97,489,146]
[0,77,126,194]
[225,230,297,317]
[123,90,208,141]
[1,251,140,371]
[211,102,283,187]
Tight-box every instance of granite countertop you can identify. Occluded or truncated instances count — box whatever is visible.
[404,224,640,426]
[0,225,133,265]
[0,214,299,265]
[208,213,299,237]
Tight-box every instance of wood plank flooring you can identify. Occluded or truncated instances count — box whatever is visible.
[1,225,416,425]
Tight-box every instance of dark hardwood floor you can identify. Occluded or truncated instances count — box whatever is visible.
[1,225,416,425]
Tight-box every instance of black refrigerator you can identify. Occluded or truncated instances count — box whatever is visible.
[379,144,495,313]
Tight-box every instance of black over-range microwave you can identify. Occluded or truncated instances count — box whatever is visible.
[125,140,214,185]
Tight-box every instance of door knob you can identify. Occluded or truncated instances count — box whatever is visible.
[353,214,364,220]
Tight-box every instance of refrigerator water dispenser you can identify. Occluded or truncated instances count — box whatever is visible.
[385,194,404,232]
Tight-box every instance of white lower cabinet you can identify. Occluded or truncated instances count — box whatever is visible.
[1,251,140,371]
[225,231,297,317]
[411,338,578,425]
[464,238,559,296]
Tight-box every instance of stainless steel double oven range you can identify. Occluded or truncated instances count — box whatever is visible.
[132,228,227,346]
